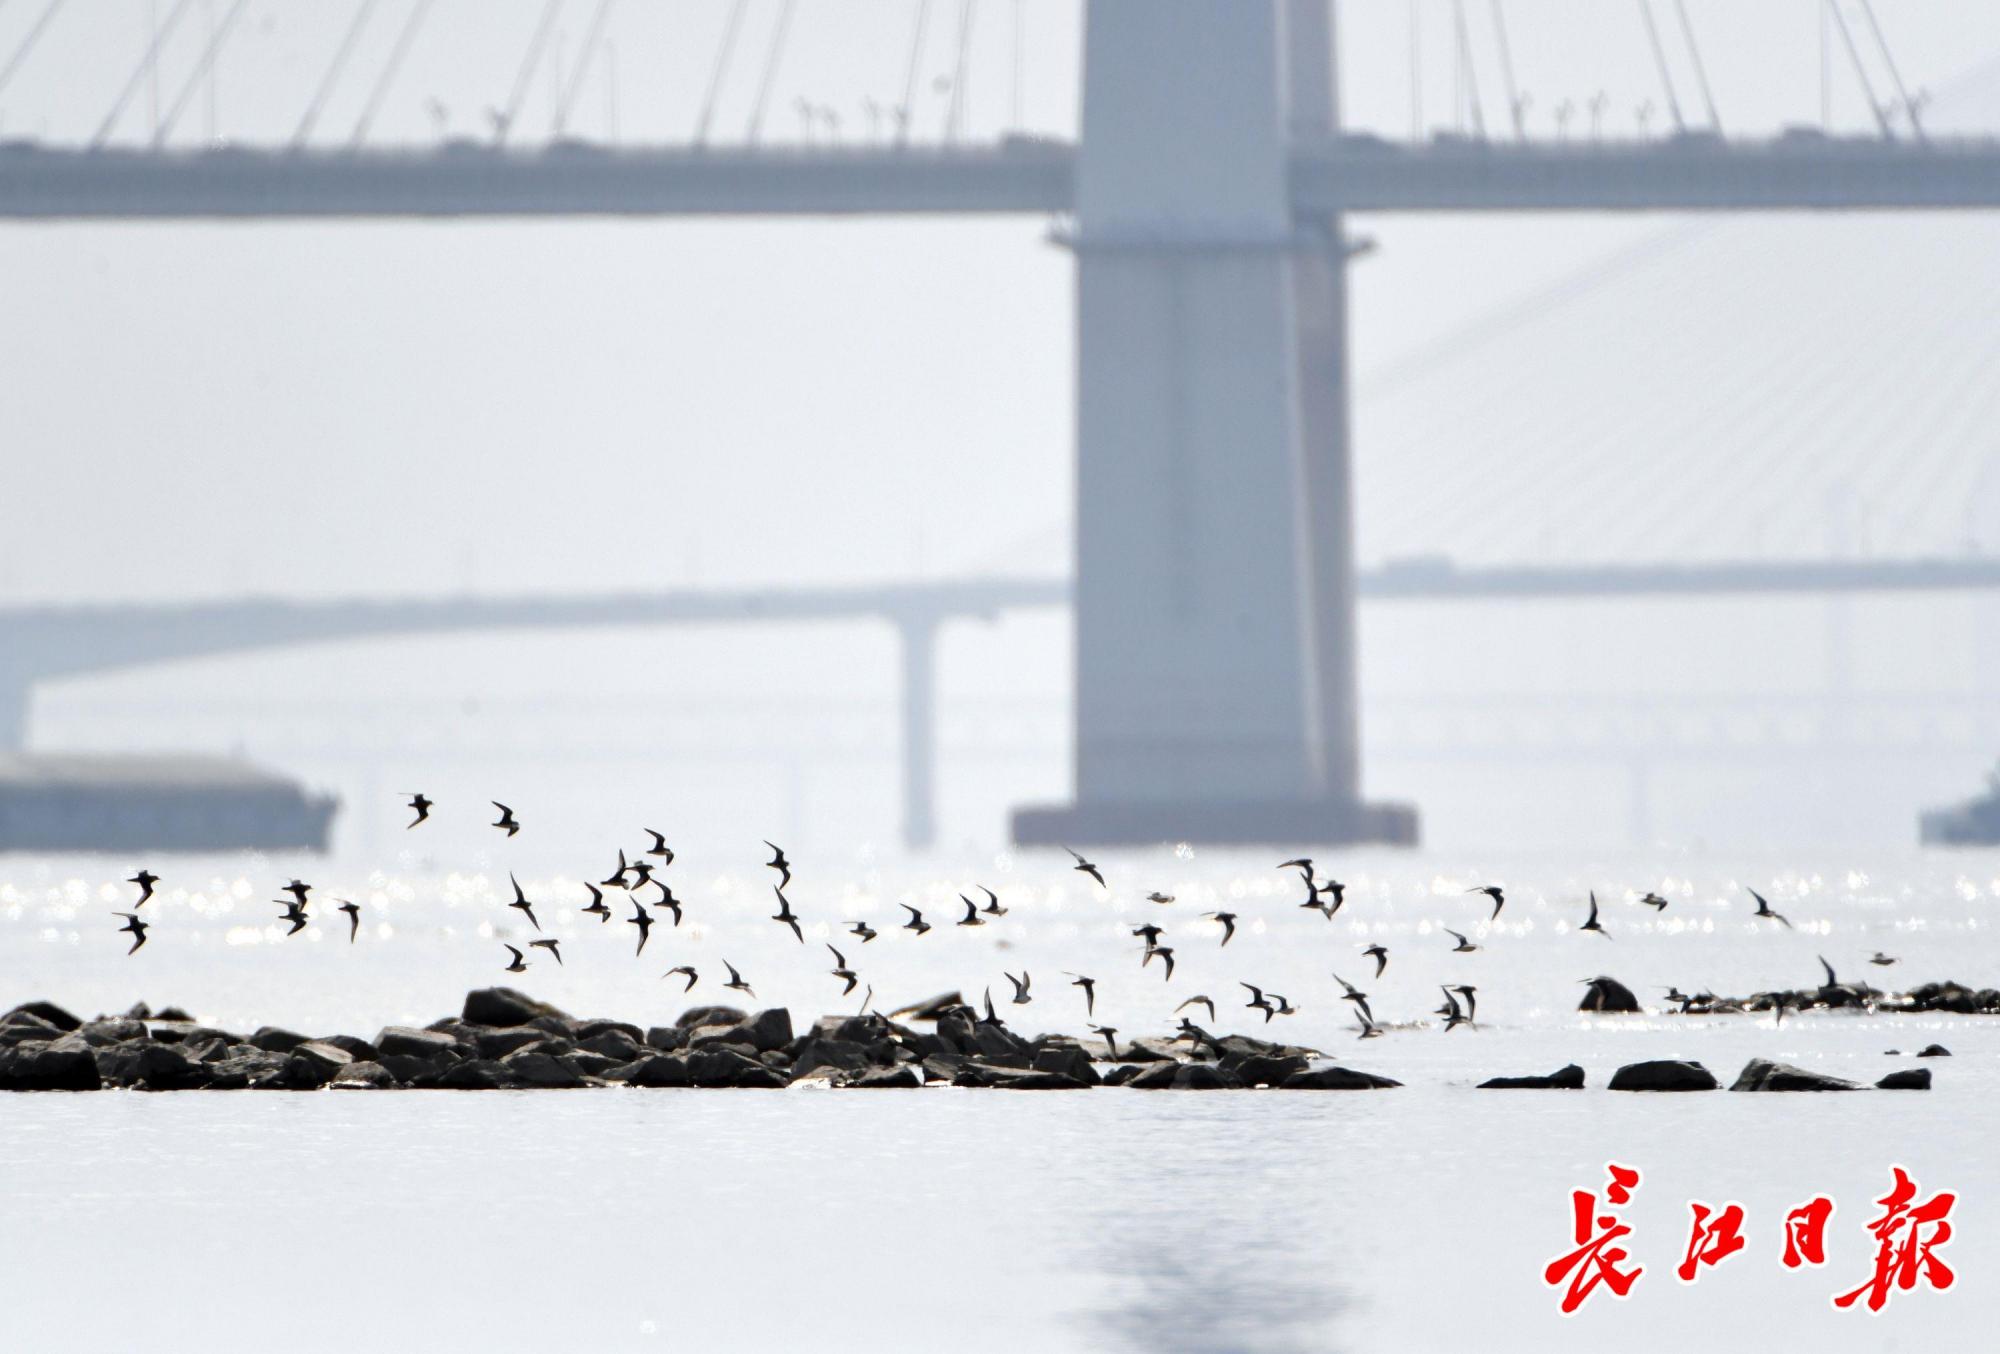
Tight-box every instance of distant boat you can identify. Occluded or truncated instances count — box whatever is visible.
[1920,764,2000,847]
[0,753,337,854]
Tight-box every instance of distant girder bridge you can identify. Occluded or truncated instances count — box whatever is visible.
[8,554,2000,848]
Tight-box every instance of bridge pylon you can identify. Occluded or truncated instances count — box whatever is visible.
[1014,0,1415,848]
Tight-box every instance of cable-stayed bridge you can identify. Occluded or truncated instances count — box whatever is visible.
[4,0,1998,850]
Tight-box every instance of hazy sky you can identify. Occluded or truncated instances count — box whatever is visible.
[5,1,2000,851]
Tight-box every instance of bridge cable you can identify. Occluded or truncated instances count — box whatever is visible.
[1669,0,1720,133]
[1449,0,1484,139]
[1635,0,1684,133]
[90,0,197,147]
[1822,0,1891,139]
[1858,0,1925,142]
[1487,0,1525,141]
[153,0,248,148]
[743,0,795,145]
[0,0,64,104]
[944,0,975,143]
[694,0,748,147]
[347,0,434,149]
[290,0,377,149]
[897,0,931,147]
[553,0,615,136]
[495,0,564,145]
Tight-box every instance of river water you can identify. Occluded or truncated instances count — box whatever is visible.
[2,843,1994,1351]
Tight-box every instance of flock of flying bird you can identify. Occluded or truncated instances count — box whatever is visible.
[101,795,1896,1048]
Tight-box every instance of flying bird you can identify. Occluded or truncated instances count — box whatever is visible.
[643,829,674,863]
[957,895,987,927]
[626,860,656,892]
[1332,973,1374,1026]
[1088,1025,1120,1059]
[976,885,1007,917]
[900,904,931,936]
[628,902,654,956]
[1143,945,1175,981]
[491,802,520,837]
[847,920,878,943]
[1868,951,1898,967]
[1749,887,1792,929]
[1175,994,1217,1022]
[507,873,541,932]
[1817,955,1839,988]
[1363,942,1389,977]
[1278,857,1314,881]
[128,869,159,906]
[404,793,432,828]
[600,850,631,888]
[1449,983,1478,1022]
[1579,891,1611,938]
[114,912,149,954]
[502,943,528,973]
[1005,971,1032,1005]
[530,937,563,966]
[337,898,361,943]
[722,959,755,1000]
[828,944,859,995]
[652,884,683,927]
[281,878,312,907]
[1145,891,1175,905]
[1130,923,1164,951]
[1307,878,1345,919]
[1468,884,1504,921]
[663,965,699,991]
[1204,911,1238,946]
[1064,972,1097,1016]
[1241,983,1275,1022]
[763,841,792,891]
[771,888,803,943]
[1640,892,1669,911]
[580,883,612,922]
[276,899,309,936]
[1444,927,1480,953]
[1065,847,1106,889]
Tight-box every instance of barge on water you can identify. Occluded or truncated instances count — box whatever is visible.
[0,754,337,854]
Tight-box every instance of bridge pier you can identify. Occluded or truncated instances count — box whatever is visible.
[896,614,940,851]
[1014,0,1414,848]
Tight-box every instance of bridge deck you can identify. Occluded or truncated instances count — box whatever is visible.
[4,138,2000,219]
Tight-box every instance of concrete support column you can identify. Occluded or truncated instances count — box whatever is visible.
[896,613,939,851]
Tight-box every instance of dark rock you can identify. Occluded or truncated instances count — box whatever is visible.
[624,1055,693,1087]
[1876,1068,1932,1090]
[0,1012,61,1045]
[567,1051,623,1076]
[1917,1044,1951,1058]
[1279,1065,1401,1090]
[153,1006,193,1023]
[471,1026,547,1059]
[1031,1044,1102,1086]
[675,1004,748,1030]
[331,1062,395,1089]
[1170,1063,1243,1090]
[1124,1037,1186,1063]
[376,1026,463,1063]
[740,1008,794,1053]
[935,1011,979,1054]
[436,1059,519,1090]
[1479,1064,1586,1090]
[1125,1062,1183,1089]
[95,1041,206,1090]
[972,1022,1031,1061]
[78,1017,147,1047]
[1578,977,1642,1013]
[643,1025,686,1053]
[574,1018,644,1043]
[1608,1059,1718,1092]
[576,1030,642,1062]
[501,1050,588,1088]
[140,1021,197,1044]
[843,1064,922,1089]
[376,1054,441,1085]
[793,1039,872,1077]
[1730,1058,1862,1092]
[293,1041,354,1073]
[124,1002,152,1020]
[462,987,569,1029]
[8,1001,81,1032]
[1102,1063,1147,1086]
[249,1026,310,1054]
[316,1034,380,1063]
[687,1048,775,1088]
[1227,1053,1310,1087]
[0,1040,103,1090]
